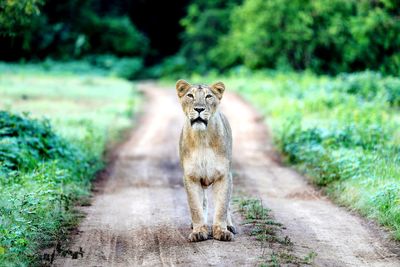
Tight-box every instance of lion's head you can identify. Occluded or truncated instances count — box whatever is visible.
[176,79,225,131]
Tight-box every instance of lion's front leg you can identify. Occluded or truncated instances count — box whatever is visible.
[184,176,209,242]
[212,173,234,241]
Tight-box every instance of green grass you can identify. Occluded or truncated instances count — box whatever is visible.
[217,70,400,240]
[0,63,141,266]
[0,57,144,79]
[0,64,141,145]
[235,197,316,266]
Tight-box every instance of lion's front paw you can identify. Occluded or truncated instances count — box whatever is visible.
[188,225,209,242]
[212,225,234,241]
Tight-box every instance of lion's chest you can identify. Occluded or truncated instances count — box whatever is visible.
[183,147,228,185]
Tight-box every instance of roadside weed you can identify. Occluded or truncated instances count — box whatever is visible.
[234,197,316,266]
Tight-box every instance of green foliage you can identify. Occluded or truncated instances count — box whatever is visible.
[0,0,149,60]
[0,112,71,172]
[0,112,99,265]
[278,121,392,186]
[0,65,140,266]
[219,0,319,70]
[82,15,149,57]
[222,0,400,74]
[334,72,400,107]
[178,0,242,72]
[178,0,400,75]
[145,55,192,79]
[0,0,44,35]
[213,70,400,239]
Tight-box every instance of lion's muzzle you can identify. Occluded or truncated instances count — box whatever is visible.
[190,117,208,127]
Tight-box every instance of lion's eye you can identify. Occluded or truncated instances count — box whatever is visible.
[206,95,213,99]
[187,93,194,98]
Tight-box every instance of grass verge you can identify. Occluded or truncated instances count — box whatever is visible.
[222,70,400,240]
[0,64,141,266]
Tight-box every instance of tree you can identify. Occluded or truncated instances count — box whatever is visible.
[0,0,44,35]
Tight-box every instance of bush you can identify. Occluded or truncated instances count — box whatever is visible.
[0,0,149,61]
[0,112,72,172]
[278,119,390,185]
[145,55,190,79]
[181,0,400,75]
[332,72,400,107]
[0,112,100,265]
[383,78,400,107]
[82,15,149,57]
[0,0,44,35]
[179,0,242,72]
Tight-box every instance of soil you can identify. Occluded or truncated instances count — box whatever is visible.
[53,82,400,267]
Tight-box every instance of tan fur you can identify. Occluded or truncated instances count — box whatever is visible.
[176,79,235,242]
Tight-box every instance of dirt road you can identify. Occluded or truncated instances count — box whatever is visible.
[54,83,399,266]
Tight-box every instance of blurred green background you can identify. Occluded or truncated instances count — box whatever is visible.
[1,0,399,76]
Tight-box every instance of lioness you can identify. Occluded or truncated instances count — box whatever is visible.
[176,79,235,242]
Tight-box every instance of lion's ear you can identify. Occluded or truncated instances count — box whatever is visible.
[211,82,225,100]
[176,79,191,98]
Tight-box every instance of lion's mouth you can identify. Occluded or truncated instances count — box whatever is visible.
[190,117,208,126]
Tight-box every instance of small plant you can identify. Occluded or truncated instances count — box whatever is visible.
[268,252,279,267]
[303,251,318,264]
[235,197,315,266]
[238,198,270,221]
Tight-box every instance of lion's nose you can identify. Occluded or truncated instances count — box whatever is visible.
[194,108,205,113]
